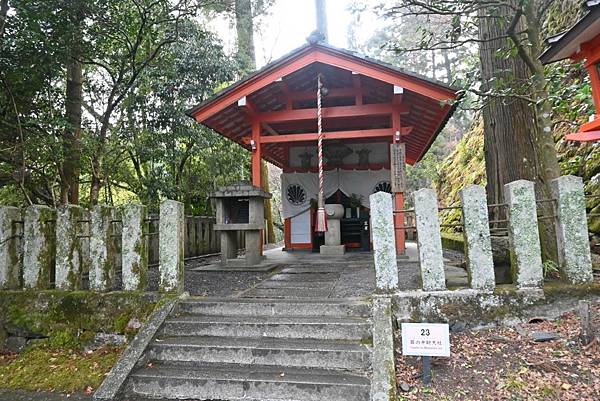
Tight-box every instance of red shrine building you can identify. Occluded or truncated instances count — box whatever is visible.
[541,0,600,141]
[188,42,459,254]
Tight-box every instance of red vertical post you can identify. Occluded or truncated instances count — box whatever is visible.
[251,120,264,255]
[251,120,261,187]
[394,193,406,255]
[586,61,600,116]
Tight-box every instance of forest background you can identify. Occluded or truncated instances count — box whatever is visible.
[0,0,598,249]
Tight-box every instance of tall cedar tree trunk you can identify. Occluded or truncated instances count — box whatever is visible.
[0,0,8,45]
[442,48,452,84]
[61,4,84,204]
[478,1,560,262]
[315,0,328,42]
[235,0,276,243]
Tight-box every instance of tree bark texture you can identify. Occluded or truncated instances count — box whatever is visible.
[0,0,9,46]
[61,45,83,204]
[60,1,85,205]
[478,0,560,262]
[235,0,276,243]
[315,0,328,43]
[234,0,256,74]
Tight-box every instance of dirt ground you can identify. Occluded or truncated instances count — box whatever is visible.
[395,302,600,401]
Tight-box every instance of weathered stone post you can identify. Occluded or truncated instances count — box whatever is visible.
[413,188,446,291]
[551,175,593,284]
[90,205,117,291]
[23,205,56,289]
[159,200,185,293]
[80,209,91,283]
[55,205,87,290]
[460,185,495,291]
[371,297,398,401]
[504,180,543,288]
[121,204,148,291]
[369,191,398,291]
[0,207,22,289]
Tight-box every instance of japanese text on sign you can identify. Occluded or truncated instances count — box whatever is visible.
[401,323,450,357]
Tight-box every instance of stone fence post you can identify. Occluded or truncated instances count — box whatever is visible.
[55,205,86,290]
[0,207,22,289]
[371,296,397,401]
[159,200,185,293]
[23,205,56,289]
[551,175,593,284]
[414,188,446,291]
[369,191,398,291]
[122,204,148,291]
[504,180,543,288]
[460,185,495,291]
[90,205,117,292]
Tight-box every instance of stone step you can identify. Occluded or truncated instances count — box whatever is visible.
[243,287,333,298]
[176,298,371,318]
[161,315,371,340]
[255,280,335,289]
[128,362,370,401]
[148,336,371,371]
[279,266,346,274]
[269,273,340,281]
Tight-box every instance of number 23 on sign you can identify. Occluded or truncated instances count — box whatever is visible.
[401,323,450,357]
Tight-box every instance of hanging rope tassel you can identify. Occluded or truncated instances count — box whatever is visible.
[315,73,327,233]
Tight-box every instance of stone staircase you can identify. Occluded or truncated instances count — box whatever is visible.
[122,297,373,401]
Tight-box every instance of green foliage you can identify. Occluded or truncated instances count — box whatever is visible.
[0,1,245,211]
[543,260,560,279]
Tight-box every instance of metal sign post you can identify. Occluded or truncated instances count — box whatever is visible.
[422,356,432,384]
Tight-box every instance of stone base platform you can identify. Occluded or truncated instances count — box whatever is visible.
[191,260,279,273]
[320,245,346,256]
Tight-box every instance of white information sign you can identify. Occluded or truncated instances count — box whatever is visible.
[401,323,450,357]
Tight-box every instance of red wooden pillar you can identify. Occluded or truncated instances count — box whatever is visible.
[250,120,264,255]
[394,193,406,255]
[251,120,261,187]
[585,61,600,115]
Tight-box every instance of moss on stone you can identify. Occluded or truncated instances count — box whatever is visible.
[0,290,159,349]
[396,282,600,328]
[440,232,464,252]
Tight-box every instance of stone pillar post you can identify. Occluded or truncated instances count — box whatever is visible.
[369,191,398,291]
[551,175,594,284]
[247,197,265,264]
[23,205,56,289]
[220,231,238,265]
[159,200,185,293]
[90,205,117,291]
[371,296,397,401]
[460,185,495,291]
[121,204,148,291]
[80,209,91,283]
[504,180,543,288]
[0,207,22,289]
[55,205,86,290]
[414,188,446,291]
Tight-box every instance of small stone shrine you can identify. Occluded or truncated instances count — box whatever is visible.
[210,182,271,267]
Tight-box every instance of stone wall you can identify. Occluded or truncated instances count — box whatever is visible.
[0,200,222,293]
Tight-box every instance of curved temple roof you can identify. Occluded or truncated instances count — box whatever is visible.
[540,1,600,64]
[188,42,460,167]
